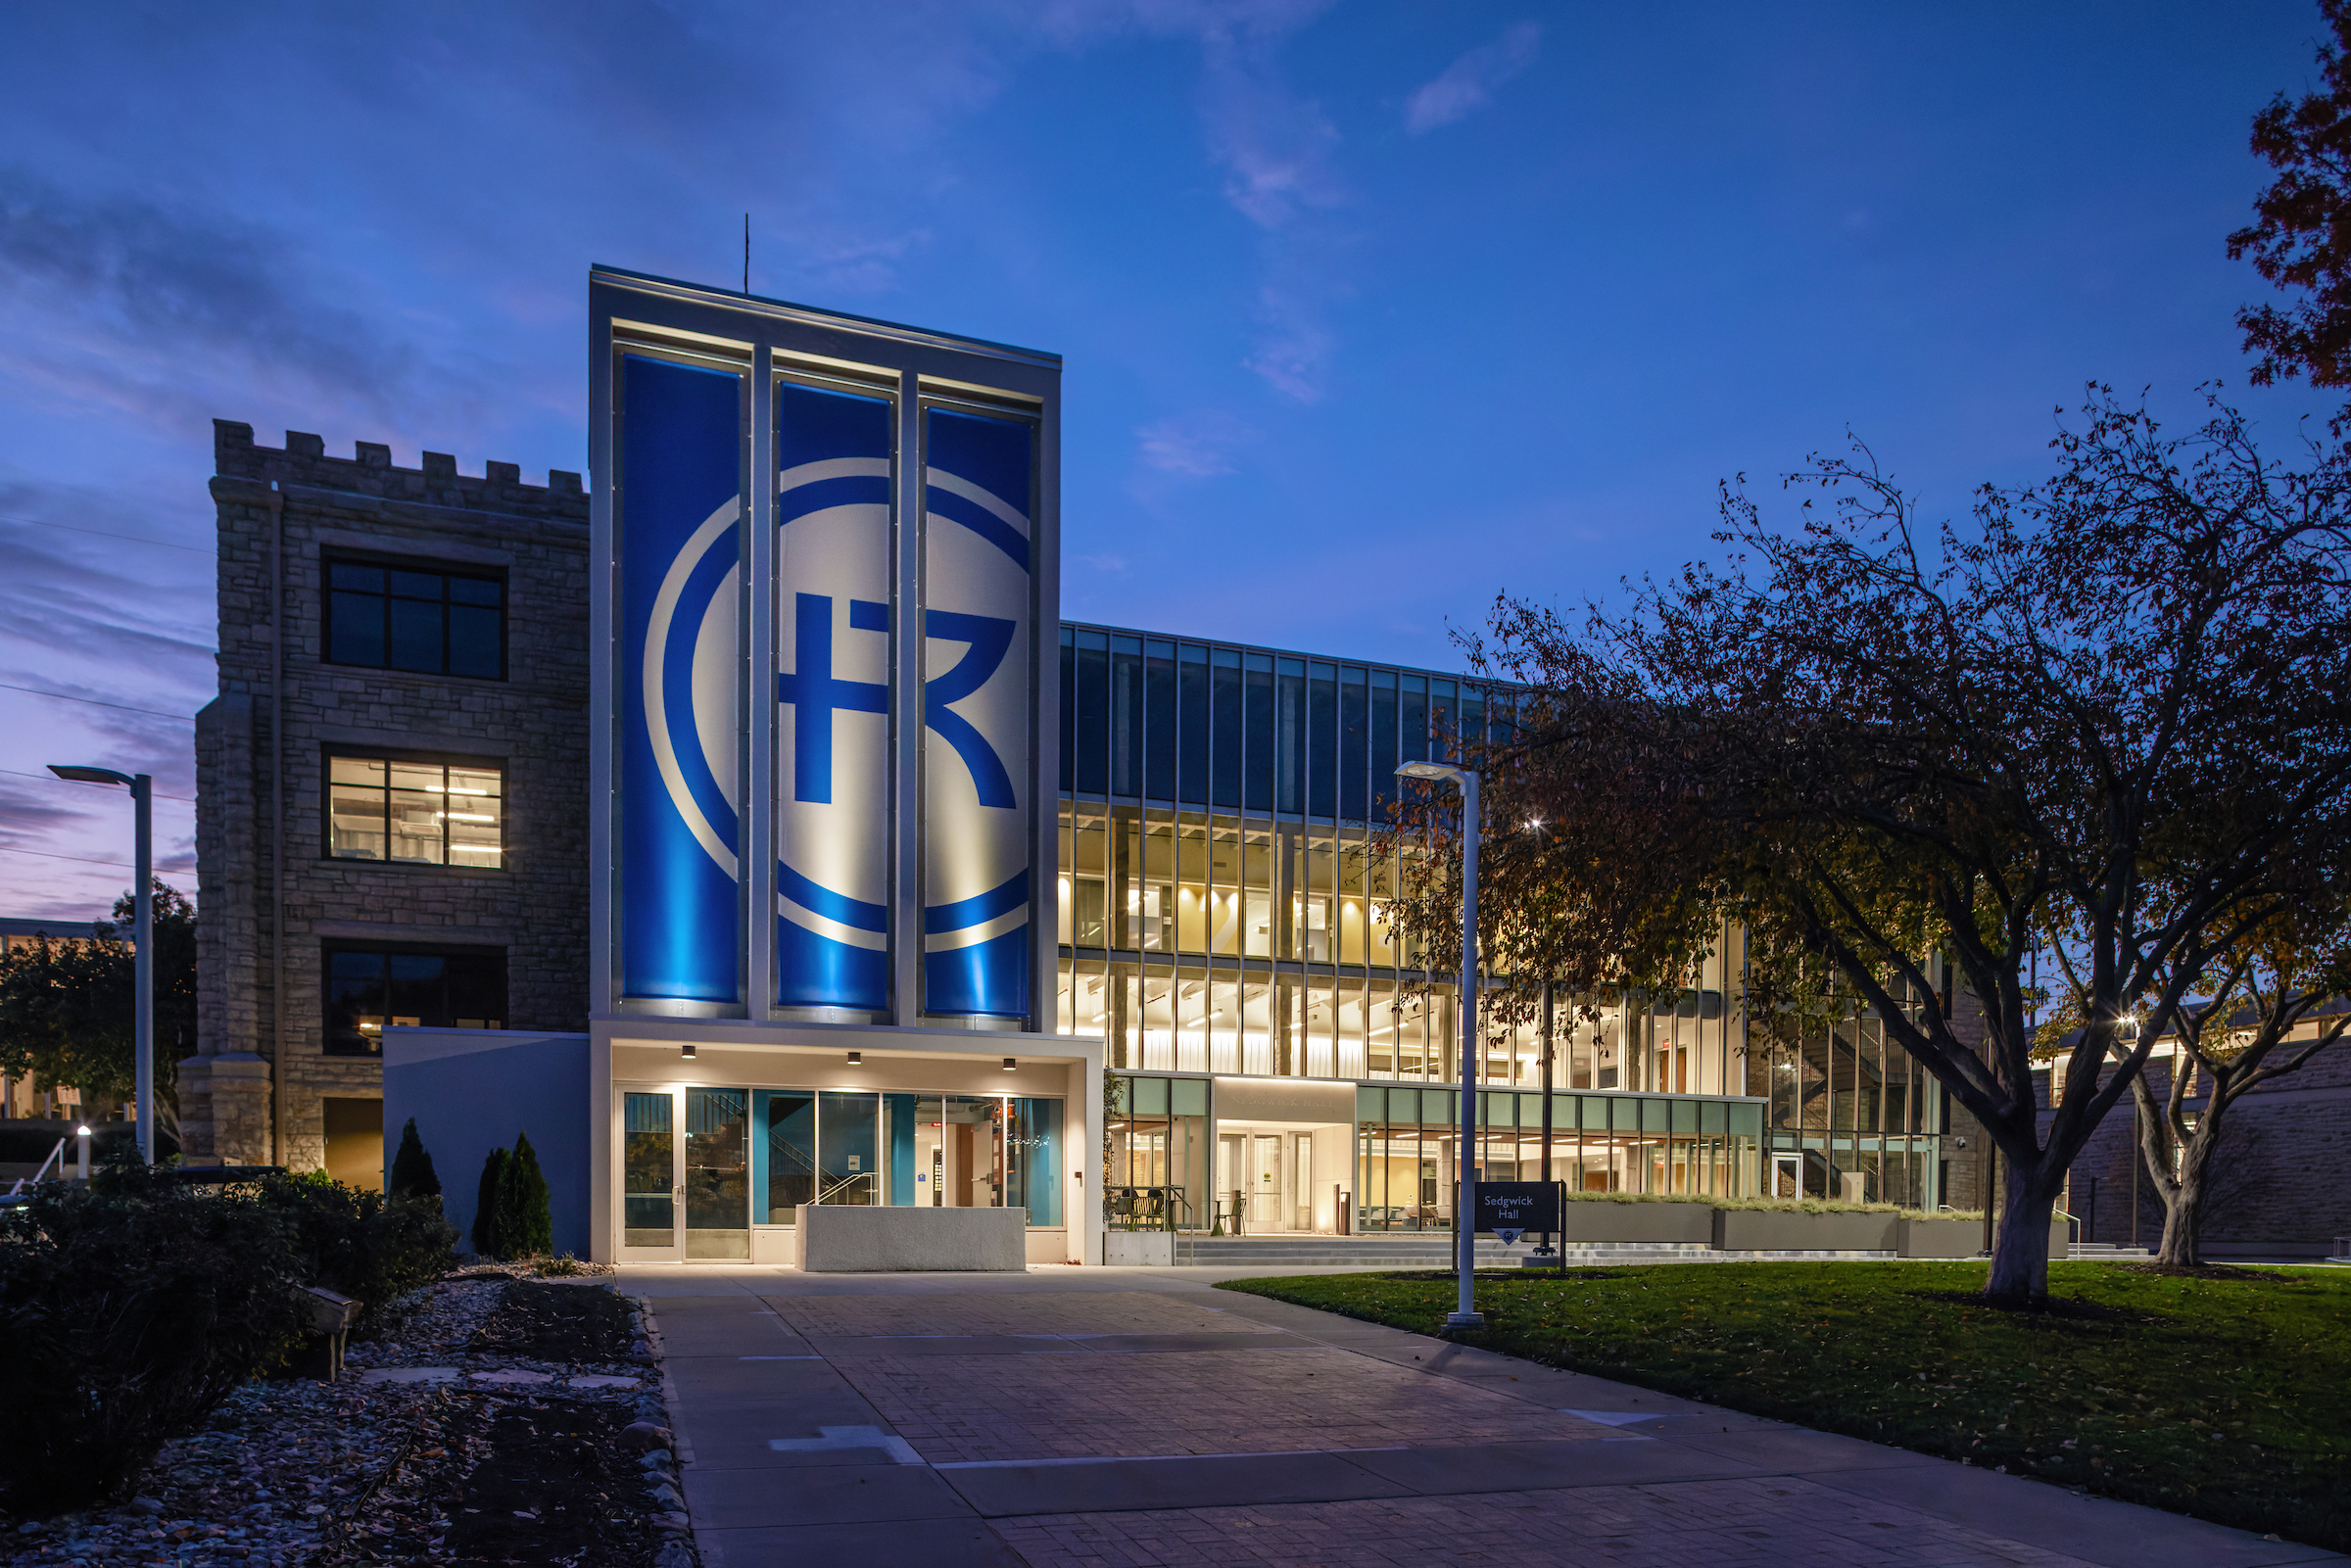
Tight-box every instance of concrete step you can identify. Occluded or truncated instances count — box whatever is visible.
[1169,1237,1897,1267]
[2068,1244,2152,1259]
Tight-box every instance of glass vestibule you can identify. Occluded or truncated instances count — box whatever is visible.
[619,1084,1065,1259]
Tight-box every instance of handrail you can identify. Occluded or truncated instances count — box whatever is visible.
[816,1171,877,1206]
[3,1138,69,1196]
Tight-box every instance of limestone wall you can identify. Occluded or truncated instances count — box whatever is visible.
[189,422,592,1168]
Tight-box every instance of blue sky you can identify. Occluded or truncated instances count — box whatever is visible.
[0,0,2337,916]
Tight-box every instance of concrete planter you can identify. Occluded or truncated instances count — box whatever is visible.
[1103,1229,1176,1266]
[1557,1200,1715,1246]
[796,1205,1028,1272]
[1896,1216,1981,1259]
[1712,1208,1897,1253]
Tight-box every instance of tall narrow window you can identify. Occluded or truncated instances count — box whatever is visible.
[1075,629,1109,794]
[1211,649,1242,809]
[1245,653,1275,814]
[1144,641,1177,801]
[1275,657,1306,815]
[1177,645,1210,805]
[1111,636,1143,796]
[1369,669,1399,822]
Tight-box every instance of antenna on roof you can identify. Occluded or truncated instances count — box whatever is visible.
[744,214,750,296]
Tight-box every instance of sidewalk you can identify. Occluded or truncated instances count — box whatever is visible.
[626,1263,2345,1568]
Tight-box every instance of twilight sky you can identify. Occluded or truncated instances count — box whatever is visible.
[0,0,2337,919]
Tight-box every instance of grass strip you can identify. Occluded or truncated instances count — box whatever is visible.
[1218,1260,2351,1552]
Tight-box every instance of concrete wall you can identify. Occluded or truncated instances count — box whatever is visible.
[797,1205,1029,1271]
[384,1027,591,1257]
[190,423,591,1170]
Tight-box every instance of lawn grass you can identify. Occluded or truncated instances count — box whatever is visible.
[1217,1261,2351,1552]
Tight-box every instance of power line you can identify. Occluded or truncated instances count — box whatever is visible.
[0,768,194,802]
[0,511,212,554]
[0,844,135,871]
[0,682,196,722]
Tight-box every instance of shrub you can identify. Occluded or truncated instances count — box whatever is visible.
[1550,1188,1984,1220]
[505,1131,553,1258]
[389,1117,442,1203]
[255,1171,456,1322]
[473,1147,511,1259]
[0,1177,307,1513]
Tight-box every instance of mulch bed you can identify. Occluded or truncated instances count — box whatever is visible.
[5,1276,695,1568]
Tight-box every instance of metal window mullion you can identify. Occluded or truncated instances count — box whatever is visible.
[746,353,776,1020]
[894,371,923,1022]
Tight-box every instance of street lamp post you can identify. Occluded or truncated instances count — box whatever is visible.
[49,765,153,1166]
[1397,759,1483,1329]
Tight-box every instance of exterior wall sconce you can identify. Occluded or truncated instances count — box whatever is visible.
[680,1041,696,1060]
[847,1051,863,1066]
[1002,1057,1017,1071]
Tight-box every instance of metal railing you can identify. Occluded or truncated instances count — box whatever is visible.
[1106,1184,1193,1232]
[2,1138,68,1199]
[816,1171,878,1206]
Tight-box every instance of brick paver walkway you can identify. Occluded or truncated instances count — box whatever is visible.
[771,1289,1277,1339]
[994,1476,2110,1568]
[631,1266,2344,1568]
[838,1343,1617,1463]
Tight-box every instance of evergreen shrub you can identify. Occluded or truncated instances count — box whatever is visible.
[473,1147,511,1259]
[504,1131,553,1258]
[388,1117,442,1203]
[0,1177,306,1512]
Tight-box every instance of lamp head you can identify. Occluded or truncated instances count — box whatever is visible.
[49,764,134,788]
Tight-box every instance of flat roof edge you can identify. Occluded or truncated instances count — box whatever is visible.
[590,265,1062,368]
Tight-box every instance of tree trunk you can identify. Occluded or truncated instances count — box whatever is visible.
[2155,1094,2229,1266]
[1985,1155,2061,1305]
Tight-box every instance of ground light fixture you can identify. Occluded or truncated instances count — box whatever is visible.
[49,764,153,1166]
[1395,759,1484,1329]
[75,1122,91,1183]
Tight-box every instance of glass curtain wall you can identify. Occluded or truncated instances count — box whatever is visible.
[1058,622,1752,1095]
[1743,974,1944,1207]
[646,1088,1072,1227]
[1104,1074,1210,1229]
[1351,1085,1763,1229]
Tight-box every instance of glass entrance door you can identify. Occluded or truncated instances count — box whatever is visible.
[685,1088,749,1259]
[617,1086,751,1261]
[1770,1152,1801,1199]
[621,1092,677,1258]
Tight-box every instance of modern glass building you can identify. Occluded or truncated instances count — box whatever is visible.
[1060,622,1950,1236]
[354,270,1945,1265]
